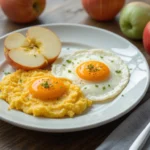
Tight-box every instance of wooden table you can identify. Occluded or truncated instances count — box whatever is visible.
[0,0,150,149]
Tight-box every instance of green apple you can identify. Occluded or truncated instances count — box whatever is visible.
[119,2,150,40]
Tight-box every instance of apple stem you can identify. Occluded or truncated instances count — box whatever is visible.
[33,2,40,13]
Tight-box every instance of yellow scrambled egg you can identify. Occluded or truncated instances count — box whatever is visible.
[0,70,92,118]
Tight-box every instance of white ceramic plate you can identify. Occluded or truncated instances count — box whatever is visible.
[0,24,149,132]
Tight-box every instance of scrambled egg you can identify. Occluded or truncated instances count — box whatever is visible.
[0,70,92,118]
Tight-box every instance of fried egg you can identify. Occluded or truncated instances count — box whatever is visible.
[52,49,130,101]
[0,70,92,118]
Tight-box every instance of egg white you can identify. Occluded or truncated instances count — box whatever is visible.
[51,49,130,102]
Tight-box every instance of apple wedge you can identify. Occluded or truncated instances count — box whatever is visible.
[4,26,61,70]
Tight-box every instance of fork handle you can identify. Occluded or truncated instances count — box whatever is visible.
[129,122,150,150]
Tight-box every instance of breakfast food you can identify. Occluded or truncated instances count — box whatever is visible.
[0,26,130,118]
[4,26,61,70]
[0,70,92,118]
[52,49,129,102]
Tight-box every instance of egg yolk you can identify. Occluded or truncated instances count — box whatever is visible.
[76,61,110,81]
[29,77,66,100]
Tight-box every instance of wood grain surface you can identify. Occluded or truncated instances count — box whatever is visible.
[0,0,150,150]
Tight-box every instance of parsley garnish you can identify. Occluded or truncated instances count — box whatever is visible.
[63,64,66,67]
[87,64,100,72]
[87,64,94,70]
[111,60,114,63]
[115,70,122,74]
[4,72,11,75]
[84,87,87,90]
[24,48,30,51]
[66,60,72,63]
[95,85,99,88]
[34,54,36,57]
[102,86,106,90]
[41,81,50,88]
[100,56,103,59]
[19,79,22,83]
[108,84,111,87]
[68,70,72,73]
[122,94,124,97]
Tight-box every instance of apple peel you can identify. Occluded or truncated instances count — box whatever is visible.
[143,22,150,55]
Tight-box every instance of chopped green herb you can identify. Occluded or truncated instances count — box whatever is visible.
[68,70,72,73]
[63,64,66,67]
[60,86,63,88]
[4,72,11,75]
[122,94,124,97]
[87,64,94,70]
[34,54,36,57]
[108,84,111,87]
[115,70,122,74]
[102,86,106,90]
[84,87,87,90]
[111,60,114,63]
[100,56,103,59]
[41,81,50,88]
[66,60,72,63]
[24,49,30,51]
[19,79,22,83]
[95,85,99,88]
[87,64,100,72]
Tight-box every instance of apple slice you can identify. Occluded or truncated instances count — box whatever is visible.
[4,47,48,70]
[27,26,61,63]
[4,27,61,70]
[4,32,27,49]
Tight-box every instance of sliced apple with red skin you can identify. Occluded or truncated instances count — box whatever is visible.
[4,26,61,70]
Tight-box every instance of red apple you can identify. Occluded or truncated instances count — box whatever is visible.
[82,0,125,21]
[4,26,61,70]
[143,21,150,55]
[0,0,46,23]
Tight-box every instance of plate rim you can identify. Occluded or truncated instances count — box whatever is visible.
[0,23,149,133]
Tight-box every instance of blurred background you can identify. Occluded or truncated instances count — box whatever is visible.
[0,0,150,63]
[0,0,149,36]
